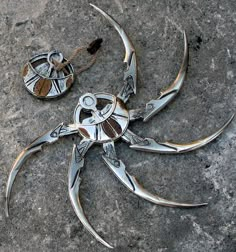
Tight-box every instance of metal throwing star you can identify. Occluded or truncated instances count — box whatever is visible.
[5,4,234,249]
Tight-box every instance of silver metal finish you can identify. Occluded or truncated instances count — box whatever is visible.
[90,4,137,103]
[74,92,129,143]
[22,51,74,99]
[124,114,234,153]
[68,140,113,249]
[129,31,188,122]
[5,123,79,217]
[103,141,206,207]
[6,4,235,249]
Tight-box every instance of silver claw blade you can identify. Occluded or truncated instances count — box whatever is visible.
[128,175,207,208]
[5,123,78,217]
[68,141,113,249]
[144,31,188,121]
[129,31,188,121]
[90,3,137,102]
[103,142,206,208]
[125,114,234,153]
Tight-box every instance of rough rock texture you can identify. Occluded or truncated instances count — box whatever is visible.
[0,0,235,251]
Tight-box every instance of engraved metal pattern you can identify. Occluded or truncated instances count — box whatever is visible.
[6,4,234,249]
[22,51,74,98]
[90,4,137,103]
[74,93,129,143]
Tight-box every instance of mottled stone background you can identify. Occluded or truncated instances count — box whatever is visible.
[0,0,235,251]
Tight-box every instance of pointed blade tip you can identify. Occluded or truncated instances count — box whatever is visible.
[183,202,208,208]
[5,201,10,218]
[104,242,114,249]
[194,202,208,207]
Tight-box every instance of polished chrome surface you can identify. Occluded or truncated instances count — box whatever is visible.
[126,115,234,153]
[6,4,235,250]
[74,92,117,125]
[90,4,137,103]
[129,31,188,122]
[22,51,74,99]
[5,123,79,217]
[74,92,129,143]
[68,140,113,249]
[103,141,206,207]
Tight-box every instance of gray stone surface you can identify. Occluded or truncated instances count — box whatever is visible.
[0,0,235,251]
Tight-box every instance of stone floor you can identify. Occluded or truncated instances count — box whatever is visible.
[0,0,235,251]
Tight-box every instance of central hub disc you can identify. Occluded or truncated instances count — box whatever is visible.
[74,92,129,143]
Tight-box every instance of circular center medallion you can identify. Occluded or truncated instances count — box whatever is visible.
[74,92,129,143]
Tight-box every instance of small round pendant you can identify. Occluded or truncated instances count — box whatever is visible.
[22,51,74,99]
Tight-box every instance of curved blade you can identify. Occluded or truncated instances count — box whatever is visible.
[68,142,113,249]
[103,142,206,208]
[129,31,188,121]
[5,123,78,217]
[90,3,137,102]
[124,114,234,153]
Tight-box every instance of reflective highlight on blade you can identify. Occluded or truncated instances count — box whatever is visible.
[103,141,206,208]
[5,123,65,217]
[68,142,113,249]
[6,123,79,217]
[90,3,137,102]
[144,31,188,121]
[126,114,234,153]
[129,31,188,121]
[5,144,42,217]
